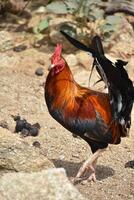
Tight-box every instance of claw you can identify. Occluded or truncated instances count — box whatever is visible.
[81,174,96,184]
[69,176,85,184]
[70,172,96,185]
[70,149,106,184]
[87,172,96,182]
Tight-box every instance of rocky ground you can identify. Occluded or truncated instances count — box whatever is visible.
[0,2,134,199]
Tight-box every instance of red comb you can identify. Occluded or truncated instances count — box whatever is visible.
[54,43,62,56]
[51,43,62,64]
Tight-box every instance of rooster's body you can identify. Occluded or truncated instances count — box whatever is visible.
[45,35,134,182]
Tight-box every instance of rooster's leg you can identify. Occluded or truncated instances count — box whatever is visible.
[73,149,106,183]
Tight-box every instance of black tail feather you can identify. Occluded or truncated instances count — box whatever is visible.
[60,30,95,55]
[61,30,134,136]
[60,30,102,84]
[91,36,104,56]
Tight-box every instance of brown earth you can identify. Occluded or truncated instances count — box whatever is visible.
[0,8,134,199]
[0,38,134,199]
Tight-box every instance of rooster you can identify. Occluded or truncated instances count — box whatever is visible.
[45,33,134,182]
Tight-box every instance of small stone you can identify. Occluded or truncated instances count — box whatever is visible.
[72,134,81,139]
[32,123,41,129]
[50,126,56,129]
[35,67,44,76]
[32,141,41,148]
[25,122,32,130]
[125,160,134,169]
[14,116,40,137]
[29,127,39,137]
[13,44,27,52]
[72,133,78,138]
[21,129,29,137]
[15,119,27,133]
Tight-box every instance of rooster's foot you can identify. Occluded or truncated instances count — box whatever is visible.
[71,149,106,184]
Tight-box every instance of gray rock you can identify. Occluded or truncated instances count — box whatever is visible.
[0,168,86,200]
[35,67,44,76]
[0,127,54,173]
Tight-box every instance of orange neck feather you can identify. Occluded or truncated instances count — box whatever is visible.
[45,62,78,101]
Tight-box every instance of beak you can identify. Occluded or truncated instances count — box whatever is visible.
[48,64,55,71]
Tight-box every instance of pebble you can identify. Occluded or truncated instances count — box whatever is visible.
[72,133,79,138]
[29,127,39,137]
[125,160,134,169]
[13,115,40,137]
[15,119,27,133]
[13,44,27,52]
[32,123,41,129]
[50,126,56,129]
[35,67,44,76]
[32,141,41,148]
[21,128,29,137]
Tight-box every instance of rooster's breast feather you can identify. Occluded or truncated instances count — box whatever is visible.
[49,91,113,144]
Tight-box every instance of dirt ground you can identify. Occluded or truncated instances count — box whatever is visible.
[0,36,134,200]
[0,2,133,197]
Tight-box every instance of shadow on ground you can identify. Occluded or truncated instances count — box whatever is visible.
[52,159,115,181]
